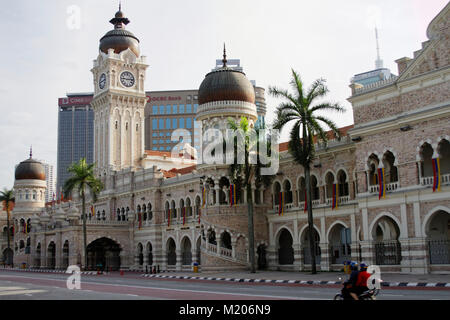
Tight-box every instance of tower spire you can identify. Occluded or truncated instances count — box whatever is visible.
[375,26,383,69]
[222,43,227,67]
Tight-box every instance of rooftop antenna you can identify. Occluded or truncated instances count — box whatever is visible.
[375,26,383,69]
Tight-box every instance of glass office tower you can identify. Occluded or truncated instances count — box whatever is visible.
[56,94,94,194]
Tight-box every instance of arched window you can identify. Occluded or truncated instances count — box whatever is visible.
[438,139,450,175]
[367,154,380,186]
[283,180,293,204]
[325,172,335,201]
[337,170,349,197]
[117,208,121,221]
[273,181,281,207]
[310,176,320,201]
[382,151,398,183]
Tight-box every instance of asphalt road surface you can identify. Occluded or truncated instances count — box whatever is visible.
[0,270,449,300]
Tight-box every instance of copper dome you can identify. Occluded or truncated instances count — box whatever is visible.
[99,9,140,57]
[198,68,255,105]
[15,158,46,181]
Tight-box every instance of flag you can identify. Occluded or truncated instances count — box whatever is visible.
[91,206,95,217]
[432,158,441,192]
[332,184,338,209]
[304,190,307,213]
[202,187,206,207]
[378,168,386,199]
[229,184,236,207]
[24,221,27,234]
[278,192,284,216]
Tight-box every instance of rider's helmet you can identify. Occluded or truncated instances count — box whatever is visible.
[350,261,359,270]
[360,262,368,270]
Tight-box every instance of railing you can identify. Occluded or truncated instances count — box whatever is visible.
[329,243,351,264]
[374,240,402,265]
[86,220,129,226]
[369,181,399,194]
[206,242,217,254]
[427,239,450,264]
[312,199,320,207]
[421,174,450,186]
[220,247,232,258]
[353,75,398,94]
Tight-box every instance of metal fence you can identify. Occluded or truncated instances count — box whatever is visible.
[374,240,402,265]
[428,239,450,265]
[302,242,321,265]
[329,243,351,264]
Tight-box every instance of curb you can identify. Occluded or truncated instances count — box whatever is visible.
[140,274,450,288]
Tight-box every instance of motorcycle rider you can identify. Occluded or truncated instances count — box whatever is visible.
[354,262,371,298]
[342,261,360,300]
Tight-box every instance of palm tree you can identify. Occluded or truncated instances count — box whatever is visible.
[227,117,275,273]
[269,69,344,274]
[0,188,15,266]
[63,158,103,270]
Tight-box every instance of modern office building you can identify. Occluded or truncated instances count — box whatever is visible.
[38,161,55,203]
[56,93,94,193]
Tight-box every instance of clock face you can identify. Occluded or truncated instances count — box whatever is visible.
[120,71,135,88]
[99,73,106,90]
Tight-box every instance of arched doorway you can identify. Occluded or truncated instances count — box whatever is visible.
[426,210,450,264]
[257,244,267,270]
[328,224,351,264]
[137,243,144,266]
[372,216,402,265]
[196,237,201,265]
[2,248,13,266]
[181,237,192,266]
[166,238,176,266]
[47,242,56,269]
[147,242,153,266]
[86,238,121,271]
[278,229,294,265]
[34,243,41,268]
[62,241,69,269]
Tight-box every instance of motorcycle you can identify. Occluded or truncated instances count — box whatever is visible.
[333,277,381,300]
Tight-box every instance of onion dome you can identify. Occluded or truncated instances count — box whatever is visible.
[15,148,45,181]
[99,5,140,57]
[198,45,255,105]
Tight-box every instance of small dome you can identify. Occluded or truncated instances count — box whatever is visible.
[99,9,140,57]
[15,158,45,181]
[198,68,255,105]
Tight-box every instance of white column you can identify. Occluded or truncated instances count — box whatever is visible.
[362,208,369,241]
[413,202,422,238]
[400,203,408,239]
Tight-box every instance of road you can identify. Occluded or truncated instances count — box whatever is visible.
[0,270,449,300]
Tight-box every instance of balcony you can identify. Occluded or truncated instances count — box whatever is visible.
[421,174,450,187]
[369,181,399,194]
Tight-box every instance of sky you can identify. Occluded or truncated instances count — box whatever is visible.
[0,0,448,189]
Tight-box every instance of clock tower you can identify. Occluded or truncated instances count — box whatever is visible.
[90,6,148,176]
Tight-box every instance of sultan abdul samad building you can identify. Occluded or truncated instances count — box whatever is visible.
[4,3,450,274]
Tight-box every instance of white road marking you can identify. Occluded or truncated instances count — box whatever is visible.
[0,290,46,296]
[0,274,322,300]
[0,286,27,291]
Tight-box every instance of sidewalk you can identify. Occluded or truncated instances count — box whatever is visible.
[141,270,450,288]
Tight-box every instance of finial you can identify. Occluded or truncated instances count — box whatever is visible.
[222,43,227,67]
[29,145,32,159]
[119,0,122,11]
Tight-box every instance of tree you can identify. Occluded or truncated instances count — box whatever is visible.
[63,158,103,270]
[269,69,344,274]
[227,117,275,273]
[0,188,15,266]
